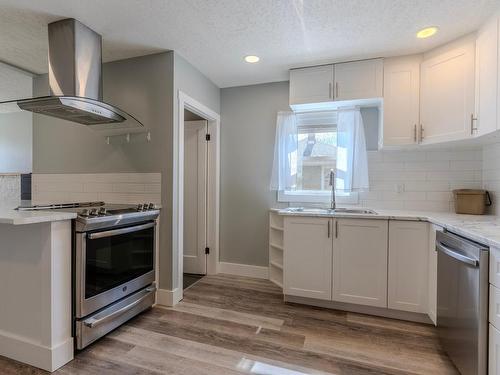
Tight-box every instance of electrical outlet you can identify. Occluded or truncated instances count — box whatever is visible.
[395,183,405,193]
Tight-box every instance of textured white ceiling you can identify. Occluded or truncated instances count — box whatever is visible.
[0,0,498,88]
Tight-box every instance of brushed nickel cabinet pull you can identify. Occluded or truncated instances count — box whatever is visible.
[420,124,424,142]
[327,220,331,238]
[335,220,338,238]
[413,124,417,143]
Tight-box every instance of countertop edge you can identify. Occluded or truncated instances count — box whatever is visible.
[275,209,500,249]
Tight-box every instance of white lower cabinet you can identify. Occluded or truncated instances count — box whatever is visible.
[490,324,500,375]
[332,219,388,308]
[388,221,429,313]
[427,224,439,325]
[283,216,435,318]
[283,216,332,300]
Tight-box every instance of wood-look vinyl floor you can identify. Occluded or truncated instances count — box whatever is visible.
[0,274,459,374]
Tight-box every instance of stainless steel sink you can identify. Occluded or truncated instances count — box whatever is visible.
[332,208,377,215]
[283,207,377,215]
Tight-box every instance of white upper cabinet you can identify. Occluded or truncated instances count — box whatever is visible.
[332,218,388,308]
[420,35,476,144]
[283,216,332,300]
[475,15,499,137]
[334,59,383,101]
[387,221,429,314]
[289,65,334,107]
[381,55,422,148]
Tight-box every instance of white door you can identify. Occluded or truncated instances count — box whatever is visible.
[334,59,383,101]
[475,15,499,137]
[332,218,388,308]
[420,39,475,144]
[284,216,332,300]
[381,55,421,147]
[388,221,429,313]
[183,120,208,275]
[289,65,334,107]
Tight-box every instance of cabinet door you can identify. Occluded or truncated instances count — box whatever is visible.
[428,224,439,325]
[334,59,383,101]
[420,38,475,144]
[388,221,429,313]
[381,55,422,147]
[283,217,332,300]
[332,218,388,307]
[289,65,334,106]
[475,16,499,137]
[490,324,500,375]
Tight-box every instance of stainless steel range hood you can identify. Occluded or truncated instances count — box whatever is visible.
[0,18,143,129]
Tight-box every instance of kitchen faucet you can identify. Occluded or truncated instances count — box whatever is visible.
[329,169,336,210]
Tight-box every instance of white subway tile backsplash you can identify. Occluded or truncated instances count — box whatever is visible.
[0,174,21,202]
[482,143,500,214]
[359,147,483,212]
[32,173,161,205]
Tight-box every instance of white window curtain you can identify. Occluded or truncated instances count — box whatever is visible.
[270,111,297,191]
[336,109,369,192]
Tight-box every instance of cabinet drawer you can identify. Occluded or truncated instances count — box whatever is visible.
[490,247,500,288]
[491,284,500,328]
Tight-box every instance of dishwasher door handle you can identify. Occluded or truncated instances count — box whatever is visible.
[436,242,479,267]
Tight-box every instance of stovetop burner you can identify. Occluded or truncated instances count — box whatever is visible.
[17,201,160,231]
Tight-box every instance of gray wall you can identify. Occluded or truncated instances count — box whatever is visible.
[0,111,32,173]
[171,52,220,288]
[33,52,176,290]
[220,82,289,266]
[173,53,220,114]
[33,51,221,291]
[219,82,380,267]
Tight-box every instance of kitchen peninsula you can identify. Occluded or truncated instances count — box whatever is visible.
[0,201,76,371]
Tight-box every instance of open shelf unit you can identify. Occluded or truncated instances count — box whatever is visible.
[269,210,284,289]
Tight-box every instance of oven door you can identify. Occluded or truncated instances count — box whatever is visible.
[75,220,156,318]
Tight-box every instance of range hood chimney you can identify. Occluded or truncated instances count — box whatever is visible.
[2,18,143,129]
[48,18,103,100]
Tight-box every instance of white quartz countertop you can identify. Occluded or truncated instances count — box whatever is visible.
[277,208,500,249]
[0,201,77,225]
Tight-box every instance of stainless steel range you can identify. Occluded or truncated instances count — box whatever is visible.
[18,201,159,349]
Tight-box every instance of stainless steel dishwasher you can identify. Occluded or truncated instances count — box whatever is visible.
[436,230,489,375]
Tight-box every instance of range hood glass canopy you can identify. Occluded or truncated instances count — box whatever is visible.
[0,18,143,130]
[0,95,143,130]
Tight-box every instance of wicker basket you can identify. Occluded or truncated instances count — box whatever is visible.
[453,189,492,215]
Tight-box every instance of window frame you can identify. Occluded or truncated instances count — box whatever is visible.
[277,110,359,204]
[277,189,359,204]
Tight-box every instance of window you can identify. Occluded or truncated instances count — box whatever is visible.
[274,111,359,204]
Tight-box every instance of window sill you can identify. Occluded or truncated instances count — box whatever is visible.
[277,190,359,204]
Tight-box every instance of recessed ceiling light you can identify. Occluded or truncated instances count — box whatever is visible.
[416,26,438,39]
[244,55,260,63]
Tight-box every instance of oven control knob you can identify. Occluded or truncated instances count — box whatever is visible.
[137,204,144,211]
[89,208,99,216]
[80,209,89,217]
[148,203,155,210]
[143,203,149,210]
[98,207,107,215]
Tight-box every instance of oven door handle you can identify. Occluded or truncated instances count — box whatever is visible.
[83,286,157,328]
[87,222,155,240]
[436,242,479,267]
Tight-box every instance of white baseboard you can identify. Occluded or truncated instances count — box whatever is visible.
[0,329,73,372]
[218,262,269,279]
[156,288,182,307]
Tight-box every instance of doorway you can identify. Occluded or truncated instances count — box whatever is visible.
[173,91,220,303]
[183,115,208,288]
